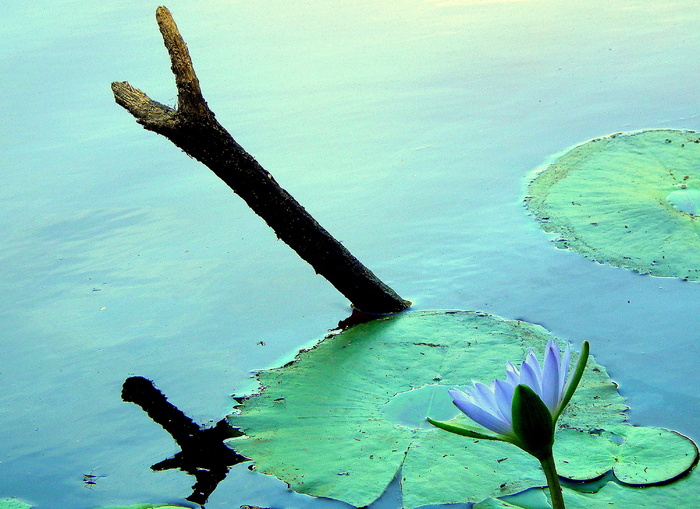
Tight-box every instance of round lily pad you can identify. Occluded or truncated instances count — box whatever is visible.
[526,129,700,280]
[227,311,696,508]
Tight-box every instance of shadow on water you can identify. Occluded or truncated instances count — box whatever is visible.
[121,376,249,506]
[118,307,388,507]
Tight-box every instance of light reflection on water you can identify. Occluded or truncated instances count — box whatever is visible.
[2,0,700,507]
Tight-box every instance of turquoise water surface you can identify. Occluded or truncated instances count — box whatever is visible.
[2,1,700,507]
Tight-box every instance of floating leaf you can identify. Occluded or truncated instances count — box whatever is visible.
[476,468,700,509]
[559,471,700,508]
[555,426,698,485]
[227,311,696,508]
[526,129,700,280]
[0,499,32,509]
[607,426,698,484]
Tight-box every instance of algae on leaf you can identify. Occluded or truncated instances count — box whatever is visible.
[555,426,698,485]
[526,129,700,280]
[227,311,697,508]
[0,503,190,509]
[95,505,190,509]
[0,499,32,509]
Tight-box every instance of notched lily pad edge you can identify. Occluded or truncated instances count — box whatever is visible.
[483,465,700,509]
[226,310,699,507]
[522,128,700,282]
[616,427,699,487]
[227,309,482,415]
[557,426,699,486]
[229,326,349,411]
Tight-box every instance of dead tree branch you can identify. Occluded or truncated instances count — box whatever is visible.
[112,6,410,313]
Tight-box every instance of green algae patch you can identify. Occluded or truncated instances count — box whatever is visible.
[0,499,32,509]
[0,502,186,509]
[475,468,700,508]
[96,505,189,509]
[227,311,697,508]
[526,129,700,280]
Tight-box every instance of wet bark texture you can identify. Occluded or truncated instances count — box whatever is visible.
[112,6,410,313]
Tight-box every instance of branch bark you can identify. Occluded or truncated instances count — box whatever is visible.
[112,6,410,313]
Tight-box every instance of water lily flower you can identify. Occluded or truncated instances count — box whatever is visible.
[446,340,582,440]
[428,340,589,509]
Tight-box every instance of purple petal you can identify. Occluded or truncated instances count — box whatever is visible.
[448,388,472,404]
[541,343,561,412]
[505,361,520,386]
[493,379,515,424]
[520,360,542,397]
[471,382,502,417]
[560,343,571,395]
[448,388,476,416]
[450,394,513,436]
[546,341,561,365]
[523,349,543,382]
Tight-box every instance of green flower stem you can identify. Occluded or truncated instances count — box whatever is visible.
[539,453,566,509]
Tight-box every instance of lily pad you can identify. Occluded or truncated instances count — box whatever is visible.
[95,505,189,509]
[475,468,700,508]
[526,129,700,280]
[227,311,697,507]
[555,426,698,485]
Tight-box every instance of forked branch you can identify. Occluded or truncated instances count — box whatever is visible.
[112,6,410,313]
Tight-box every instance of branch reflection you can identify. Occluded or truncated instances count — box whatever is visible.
[122,376,248,505]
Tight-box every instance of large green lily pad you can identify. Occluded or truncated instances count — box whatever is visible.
[526,129,700,280]
[227,311,697,508]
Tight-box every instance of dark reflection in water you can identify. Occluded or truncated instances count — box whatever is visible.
[121,376,248,505]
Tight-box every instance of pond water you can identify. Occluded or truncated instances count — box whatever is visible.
[2,0,700,508]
